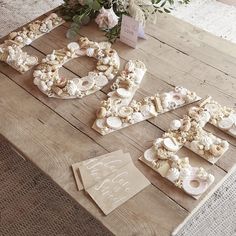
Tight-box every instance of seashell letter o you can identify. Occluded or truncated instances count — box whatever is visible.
[33,37,120,99]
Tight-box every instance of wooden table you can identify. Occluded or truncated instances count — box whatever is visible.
[1,12,236,235]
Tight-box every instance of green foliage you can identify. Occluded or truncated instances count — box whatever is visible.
[61,0,190,42]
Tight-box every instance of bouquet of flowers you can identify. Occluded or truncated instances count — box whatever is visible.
[61,0,190,42]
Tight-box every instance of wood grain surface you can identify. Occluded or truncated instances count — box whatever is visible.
[0,12,236,235]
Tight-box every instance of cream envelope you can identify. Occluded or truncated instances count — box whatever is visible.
[86,162,150,215]
[79,152,132,189]
[72,150,123,190]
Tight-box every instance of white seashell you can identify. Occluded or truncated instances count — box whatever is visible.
[46,20,53,30]
[170,119,181,130]
[218,117,234,130]
[86,48,95,57]
[200,111,211,123]
[166,168,180,182]
[180,168,191,179]
[39,81,48,92]
[118,106,133,118]
[33,70,42,78]
[190,141,200,153]
[175,86,188,95]
[106,116,122,129]
[116,88,131,98]
[207,174,215,184]
[221,140,229,149]
[169,154,180,162]
[67,42,80,52]
[102,57,110,65]
[33,77,40,86]
[199,135,213,150]
[144,148,156,162]
[125,61,135,72]
[132,112,143,123]
[229,113,236,123]
[134,68,145,84]
[205,103,219,116]
[153,138,163,148]
[47,54,56,61]
[15,36,23,43]
[107,73,115,80]
[24,37,32,45]
[66,80,78,96]
[94,75,108,87]
[96,118,106,129]
[47,81,53,87]
[98,42,111,50]
[163,137,179,152]
[140,104,153,117]
[77,76,95,91]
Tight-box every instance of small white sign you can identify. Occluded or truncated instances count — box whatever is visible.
[120,15,146,48]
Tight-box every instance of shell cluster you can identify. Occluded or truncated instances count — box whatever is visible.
[94,79,200,135]
[0,13,64,73]
[188,96,236,138]
[33,37,120,99]
[142,148,215,197]
[151,113,229,163]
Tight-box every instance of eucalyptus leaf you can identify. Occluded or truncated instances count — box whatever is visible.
[81,15,91,25]
[66,28,78,39]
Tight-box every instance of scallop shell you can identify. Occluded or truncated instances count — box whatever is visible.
[86,48,95,57]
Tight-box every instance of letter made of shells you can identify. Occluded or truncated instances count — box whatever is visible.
[0,13,64,73]
[93,69,201,135]
[142,113,229,166]
[33,37,120,99]
[140,150,215,198]
[188,96,236,138]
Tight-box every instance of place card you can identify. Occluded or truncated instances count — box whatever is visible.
[120,15,145,48]
[86,162,150,215]
[79,152,132,189]
[72,150,123,190]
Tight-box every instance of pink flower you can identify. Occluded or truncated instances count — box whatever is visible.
[95,7,119,29]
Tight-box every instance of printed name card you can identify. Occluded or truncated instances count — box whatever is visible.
[120,15,146,48]
[72,150,150,215]
[86,162,150,215]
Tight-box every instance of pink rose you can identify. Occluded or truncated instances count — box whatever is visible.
[95,7,119,29]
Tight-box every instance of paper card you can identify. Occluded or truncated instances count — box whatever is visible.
[79,152,132,189]
[120,15,140,48]
[86,162,150,215]
[72,150,123,191]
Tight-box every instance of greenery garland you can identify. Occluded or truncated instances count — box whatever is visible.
[61,0,190,43]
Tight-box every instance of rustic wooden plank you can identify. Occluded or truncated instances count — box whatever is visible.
[0,34,229,211]
[0,73,188,235]
[145,13,236,78]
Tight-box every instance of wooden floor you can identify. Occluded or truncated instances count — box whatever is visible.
[1,12,236,235]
